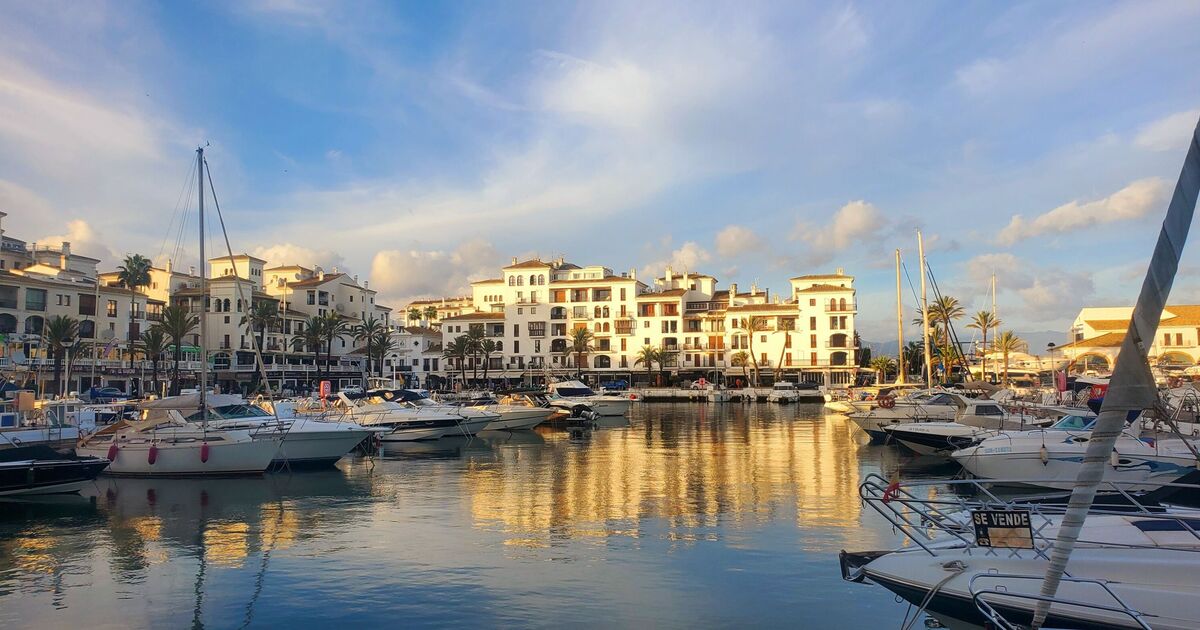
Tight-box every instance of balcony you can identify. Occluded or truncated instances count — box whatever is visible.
[825,341,858,349]
[685,300,728,312]
[826,301,858,313]
[615,326,635,336]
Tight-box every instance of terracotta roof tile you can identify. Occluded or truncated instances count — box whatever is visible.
[1058,332,1125,349]
[442,311,504,321]
[794,283,854,293]
[504,259,552,270]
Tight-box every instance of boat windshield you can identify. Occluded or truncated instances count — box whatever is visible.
[1051,415,1096,430]
[554,387,596,397]
[773,383,795,390]
[185,404,272,421]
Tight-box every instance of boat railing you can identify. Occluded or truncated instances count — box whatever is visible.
[860,473,1200,559]
[968,573,1152,630]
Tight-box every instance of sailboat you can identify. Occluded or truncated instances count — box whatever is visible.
[76,148,280,476]
[839,116,1200,628]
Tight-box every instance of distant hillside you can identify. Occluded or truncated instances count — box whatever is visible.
[863,330,1067,358]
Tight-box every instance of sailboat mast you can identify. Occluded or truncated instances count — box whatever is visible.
[197,147,207,415]
[918,232,932,385]
[895,249,905,384]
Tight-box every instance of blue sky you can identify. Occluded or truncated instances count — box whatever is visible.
[2,1,1200,341]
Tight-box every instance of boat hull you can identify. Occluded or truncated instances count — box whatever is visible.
[77,436,279,477]
[482,408,551,431]
[0,458,109,495]
[952,439,1198,490]
[267,428,373,467]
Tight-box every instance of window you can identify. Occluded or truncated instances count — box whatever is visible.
[508,276,515,286]
[514,341,520,353]
[809,299,816,306]
[0,285,17,309]
[79,294,96,316]
[1177,333,1184,346]
[24,288,46,312]
[79,320,95,338]
[809,316,816,329]
[811,334,817,348]
[106,300,118,317]
[307,290,316,305]
[620,288,626,300]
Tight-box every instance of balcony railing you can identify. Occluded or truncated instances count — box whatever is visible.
[685,300,728,312]
[826,302,858,313]
[825,341,858,349]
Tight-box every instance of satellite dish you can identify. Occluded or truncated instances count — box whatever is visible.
[100,329,115,340]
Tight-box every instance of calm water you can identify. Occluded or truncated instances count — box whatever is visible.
[0,404,949,629]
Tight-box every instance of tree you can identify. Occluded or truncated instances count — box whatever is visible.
[735,316,770,386]
[423,305,438,326]
[634,345,660,386]
[159,305,198,396]
[138,327,170,398]
[967,310,1001,382]
[373,330,396,378]
[903,341,924,380]
[321,314,349,383]
[353,316,387,375]
[292,316,326,388]
[116,253,152,370]
[868,356,896,384]
[731,351,751,387]
[464,327,485,381]
[44,315,79,397]
[656,343,678,385]
[443,336,469,384]
[993,331,1027,386]
[568,326,595,378]
[480,338,498,381]
[241,300,281,393]
[407,308,422,326]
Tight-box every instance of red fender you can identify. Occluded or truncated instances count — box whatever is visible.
[200,442,210,463]
[147,444,158,465]
[106,443,119,461]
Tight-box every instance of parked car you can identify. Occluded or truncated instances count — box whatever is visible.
[83,386,129,403]
[599,380,629,391]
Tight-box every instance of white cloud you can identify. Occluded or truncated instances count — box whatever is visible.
[640,241,711,279]
[996,177,1168,246]
[962,252,1094,323]
[369,238,501,306]
[1135,109,1200,152]
[792,200,887,264]
[38,219,116,262]
[251,242,346,273]
[715,225,764,259]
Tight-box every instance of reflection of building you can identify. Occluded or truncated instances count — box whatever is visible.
[1061,305,1200,374]
[464,409,862,550]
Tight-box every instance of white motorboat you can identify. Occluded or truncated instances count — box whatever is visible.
[766,381,801,404]
[0,396,82,451]
[881,399,1053,456]
[76,395,281,477]
[474,405,553,431]
[547,380,633,417]
[842,474,1200,630]
[368,389,499,435]
[314,394,465,441]
[848,391,969,442]
[209,399,373,468]
[952,413,1199,490]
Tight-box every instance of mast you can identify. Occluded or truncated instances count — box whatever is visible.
[895,249,905,384]
[1033,115,1200,626]
[197,147,207,416]
[918,231,932,386]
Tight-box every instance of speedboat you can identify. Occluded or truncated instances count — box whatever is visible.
[76,395,281,477]
[208,398,374,468]
[848,391,968,443]
[317,393,465,441]
[0,445,109,495]
[881,398,1052,456]
[547,380,633,417]
[842,474,1200,630]
[473,404,553,431]
[766,382,801,404]
[368,389,499,435]
[952,413,1199,490]
[495,391,580,423]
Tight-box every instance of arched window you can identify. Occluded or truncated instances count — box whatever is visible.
[508,276,515,286]
[224,298,232,312]
[0,313,18,334]
[496,341,503,352]
[838,297,847,310]
[79,320,95,339]
[602,306,610,318]
[517,276,525,286]
[529,275,536,286]
[538,274,545,285]
[602,322,610,332]
[594,355,611,369]
[594,306,601,318]
[236,299,243,312]
[23,316,43,335]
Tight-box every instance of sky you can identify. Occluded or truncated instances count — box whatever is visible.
[1,0,1200,342]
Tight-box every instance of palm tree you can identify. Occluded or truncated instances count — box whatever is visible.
[568,327,595,378]
[44,315,78,397]
[634,345,660,386]
[159,304,198,396]
[735,316,770,386]
[292,316,326,386]
[464,327,485,381]
[407,308,422,326]
[321,314,348,382]
[993,331,1027,386]
[443,336,469,384]
[868,356,896,384]
[656,342,678,385]
[731,351,751,387]
[903,341,923,380]
[967,310,1001,382]
[241,300,281,393]
[138,327,170,397]
[480,338,498,381]
[373,330,396,378]
[116,254,152,369]
[353,316,387,375]
[423,305,438,326]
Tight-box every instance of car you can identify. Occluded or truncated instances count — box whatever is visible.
[600,380,629,391]
[84,386,129,403]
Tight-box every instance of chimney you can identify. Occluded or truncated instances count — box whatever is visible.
[353,274,359,285]
[190,265,197,276]
[332,266,339,274]
[836,267,844,276]
[59,241,70,270]
[630,268,636,280]
[665,266,673,283]
[730,282,738,296]
[511,257,518,265]
[165,258,173,273]
[364,280,369,289]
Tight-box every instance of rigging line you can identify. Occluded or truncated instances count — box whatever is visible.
[169,171,195,270]
[158,158,196,261]
[925,264,971,375]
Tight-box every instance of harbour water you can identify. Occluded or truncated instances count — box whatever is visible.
[0,404,940,628]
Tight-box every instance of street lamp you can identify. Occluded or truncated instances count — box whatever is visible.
[1046,342,1058,401]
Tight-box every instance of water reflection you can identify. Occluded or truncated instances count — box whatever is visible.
[0,403,911,628]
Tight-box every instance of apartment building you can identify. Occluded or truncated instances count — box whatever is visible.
[1057,305,1200,375]
[402,296,473,327]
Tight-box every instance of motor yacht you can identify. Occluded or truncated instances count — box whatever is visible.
[766,381,802,404]
[471,403,553,431]
[0,445,109,495]
[495,391,581,423]
[881,399,1053,456]
[312,393,466,441]
[848,391,970,443]
[368,389,500,435]
[951,413,1199,490]
[76,395,281,477]
[206,397,374,468]
[547,380,633,417]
